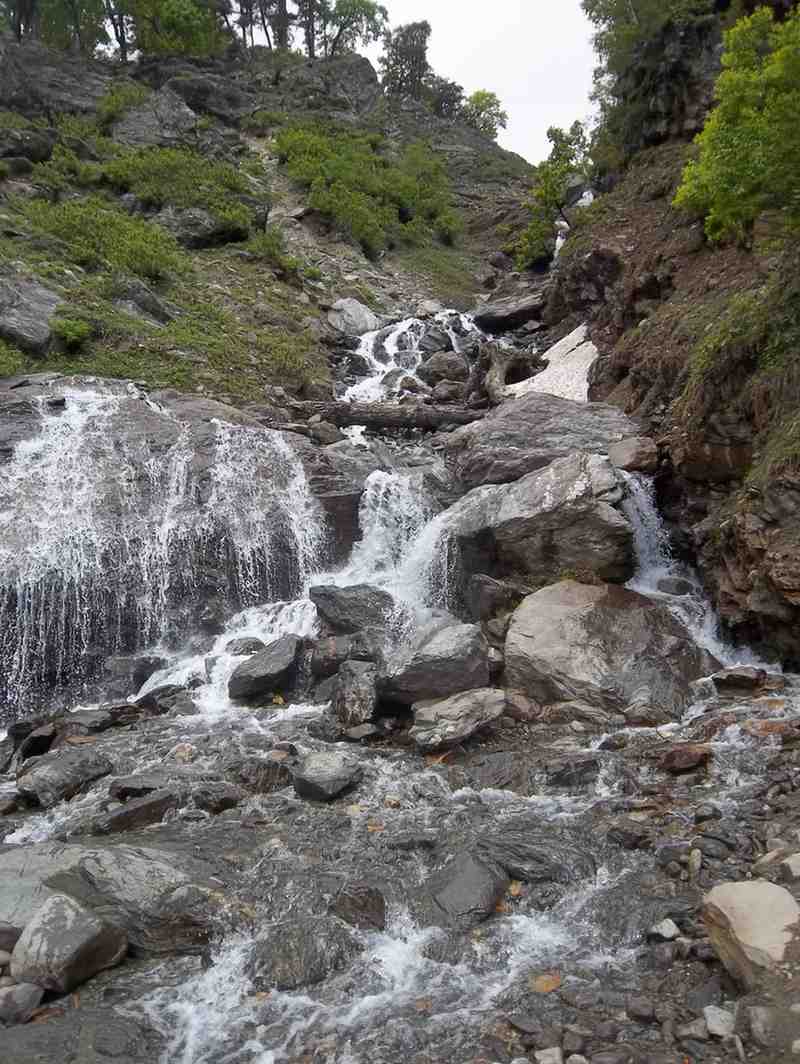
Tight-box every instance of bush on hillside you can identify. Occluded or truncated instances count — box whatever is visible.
[274,124,459,259]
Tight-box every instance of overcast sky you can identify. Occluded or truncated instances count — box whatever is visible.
[372,1,597,164]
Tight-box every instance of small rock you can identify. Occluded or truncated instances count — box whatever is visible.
[650,918,680,941]
[227,634,302,701]
[703,1005,735,1039]
[608,436,658,473]
[712,666,767,692]
[0,981,44,1024]
[225,637,266,656]
[748,1005,777,1047]
[332,660,377,729]
[628,995,655,1022]
[331,882,386,931]
[534,1049,564,1064]
[293,751,362,802]
[677,1017,709,1041]
[410,688,506,751]
[0,923,22,952]
[780,854,800,883]
[661,743,712,775]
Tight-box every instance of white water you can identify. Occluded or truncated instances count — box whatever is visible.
[0,384,324,715]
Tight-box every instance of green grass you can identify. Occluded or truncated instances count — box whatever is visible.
[0,111,30,130]
[0,339,25,377]
[97,82,152,130]
[274,123,460,259]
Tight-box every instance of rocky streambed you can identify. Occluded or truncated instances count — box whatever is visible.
[2,308,800,1064]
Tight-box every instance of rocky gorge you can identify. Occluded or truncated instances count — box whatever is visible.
[2,26,800,1064]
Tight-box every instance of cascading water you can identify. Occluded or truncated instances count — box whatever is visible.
[0,384,325,719]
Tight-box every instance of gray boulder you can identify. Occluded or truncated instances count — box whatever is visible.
[410,688,506,751]
[333,660,377,729]
[444,391,637,489]
[472,290,547,332]
[16,746,113,809]
[476,819,597,887]
[0,1007,158,1062]
[0,275,61,355]
[505,581,718,717]
[382,622,489,705]
[227,634,301,701]
[0,981,44,1025]
[10,894,127,992]
[327,298,379,337]
[225,637,266,656]
[421,853,509,931]
[310,629,383,677]
[437,452,634,586]
[247,916,361,991]
[155,205,249,249]
[608,436,658,473]
[89,790,180,835]
[0,127,56,163]
[293,751,362,802]
[111,87,198,147]
[309,584,394,634]
[418,350,468,385]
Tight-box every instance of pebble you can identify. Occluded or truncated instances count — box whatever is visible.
[677,1017,709,1041]
[533,1050,563,1064]
[703,1005,735,1039]
[649,918,680,941]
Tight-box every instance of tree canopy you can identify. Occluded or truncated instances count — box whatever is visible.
[462,90,508,140]
[674,4,800,241]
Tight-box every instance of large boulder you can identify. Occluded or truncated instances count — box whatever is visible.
[472,290,547,332]
[0,35,110,117]
[332,660,377,729]
[155,205,249,249]
[327,298,379,337]
[0,127,56,163]
[309,584,394,634]
[111,87,198,147]
[421,853,509,931]
[0,275,61,355]
[505,581,717,717]
[247,916,361,991]
[437,452,634,587]
[227,634,302,702]
[10,894,127,992]
[0,1007,159,1062]
[703,881,800,990]
[417,350,468,386]
[16,746,114,809]
[0,982,44,1025]
[382,623,489,706]
[410,688,506,751]
[0,842,222,954]
[444,391,637,489]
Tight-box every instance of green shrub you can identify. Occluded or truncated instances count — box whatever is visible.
[0,338,25,377]
[245,226,301,280]
[15,196,186,281]
[32,145,104,192]
[0,162,9,182]
[0,111,30,131]
[103,147,256,230]
[97,82,152,130]
[51,316,93,351]
[242,109,288,135]
[274,123,458,258]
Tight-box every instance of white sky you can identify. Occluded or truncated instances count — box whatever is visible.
[371,0,597,164]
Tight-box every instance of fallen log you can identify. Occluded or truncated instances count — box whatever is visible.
[275,400,485,432]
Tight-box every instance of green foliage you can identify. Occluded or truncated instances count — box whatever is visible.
[674,6,800,242]
[96,81,152,130]
[131,0,227,54]
[0,162,9,182]
[0,338,25,377]
[37,0,108,53]
[515,121,589,269]
[32,145,104,192]
[313,0,387,57]
[15,195,186,280]
[0,110,31,130]
[245,225,302,280]
[462,90,508,141]
[381,20,431,100]
[103,147,256,230]
[274,123,458,259]
[51,315,93,350]
[241,109,288,134]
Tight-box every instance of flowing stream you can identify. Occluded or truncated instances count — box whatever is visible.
[1,314,792,1063]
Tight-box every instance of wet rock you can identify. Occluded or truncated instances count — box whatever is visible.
[409,688,506,751]
[627,996,655,1022]
[89,790,180,835]
[103,652,168,700]
[608,436,658,473]
[0,1006,160,1061]
[650,918,681,941]
[607,818,651,851]
[332,660,377,729]
[661,743,713,775]
[441,452,634,586]
[477,819,596,890]
[432,379,466,403]
[0,274,61,355]
[10,894,127,992]
[418,350,468,386]
[505,581,717,718]
[472,290,547,332]
[466,574,527,621]
[225,637,266,656]
[0,981,44,1024]
[711,666,768,692]
[293,751,362,802]
[657,576,695,596]
[703,1005,735,1039]
[327,298,379,336]
[545,753,600,787]
[422,853,509,931]
[0,842,220,953]
[227,634,302,701]
[331,881,386,931]
[444,391,636,489]
[17,723,57,760]
[382,622,489,705]
[189,781,246,813]
[310,628,384,678]
[224,752,294,794]
[309,584,394,634]
[703,880,800,989]
[16,746,114,808]
[0,922,22,952]
[247,916,362,990]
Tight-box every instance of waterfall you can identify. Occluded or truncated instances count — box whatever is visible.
[621,471,761,665]
[0,385,325,718]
